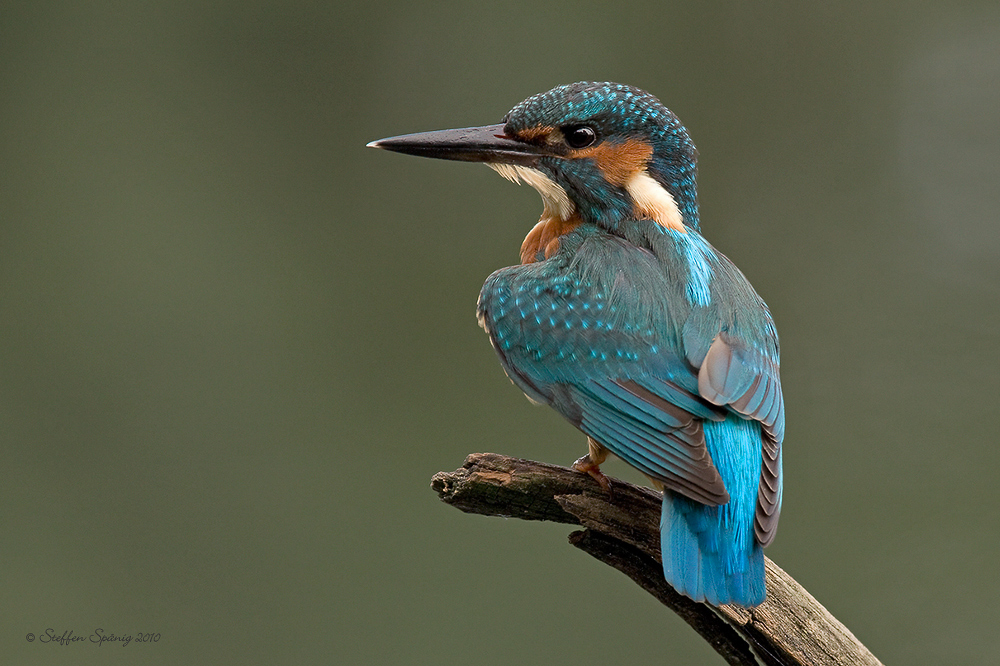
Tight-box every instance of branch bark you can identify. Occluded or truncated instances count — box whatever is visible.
[431,453,882,666]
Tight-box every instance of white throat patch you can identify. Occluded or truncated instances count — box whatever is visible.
[488,164,575,221]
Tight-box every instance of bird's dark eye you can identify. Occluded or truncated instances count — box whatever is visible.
[564,125,597,149]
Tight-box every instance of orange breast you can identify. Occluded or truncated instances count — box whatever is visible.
[520,214,583,264]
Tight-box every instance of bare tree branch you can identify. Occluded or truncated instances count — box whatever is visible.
[431,453,882,666]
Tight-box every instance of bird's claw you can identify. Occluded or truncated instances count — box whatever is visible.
[573,454,613,495]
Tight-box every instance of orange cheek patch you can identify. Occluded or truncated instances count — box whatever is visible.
[574,139,653,186]
[520,213,583,264]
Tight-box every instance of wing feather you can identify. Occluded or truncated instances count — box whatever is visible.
[696,334,783,546]
[477,227,783,543]
[572,381,729,505]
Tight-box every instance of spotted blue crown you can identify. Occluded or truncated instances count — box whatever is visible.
[503,82,700,230]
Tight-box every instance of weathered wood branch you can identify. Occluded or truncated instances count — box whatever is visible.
[431,453,881,666]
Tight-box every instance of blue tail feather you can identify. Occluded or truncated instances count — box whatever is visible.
[660,416,766,607]
[661,495,765,606]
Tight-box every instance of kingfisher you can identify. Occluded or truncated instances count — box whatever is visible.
[369,82,783,607]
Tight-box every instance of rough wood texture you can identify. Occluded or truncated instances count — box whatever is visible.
[431,453,882,666]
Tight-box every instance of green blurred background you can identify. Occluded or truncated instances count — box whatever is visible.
[3,1,999,664]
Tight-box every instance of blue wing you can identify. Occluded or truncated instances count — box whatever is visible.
[683,249,784,546]
[477,225,783,545]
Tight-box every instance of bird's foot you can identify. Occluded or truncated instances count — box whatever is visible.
[573,453,612,494]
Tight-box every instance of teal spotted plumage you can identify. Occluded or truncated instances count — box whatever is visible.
[370,82,783,607]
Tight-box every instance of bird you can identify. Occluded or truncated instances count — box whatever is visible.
[368,82,783,607]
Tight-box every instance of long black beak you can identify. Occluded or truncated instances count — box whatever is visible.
[367,123,546,166]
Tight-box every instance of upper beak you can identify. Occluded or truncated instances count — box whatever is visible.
[367,123,547,166]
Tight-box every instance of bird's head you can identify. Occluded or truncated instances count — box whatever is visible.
[369,82,700,234]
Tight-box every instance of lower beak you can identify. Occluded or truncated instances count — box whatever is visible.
[367,123,546,166]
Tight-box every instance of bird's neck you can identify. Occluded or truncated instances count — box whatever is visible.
[562,162,700,236]
[621,169,692,233]
[565,169,701,243]
[494,162,702,264]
